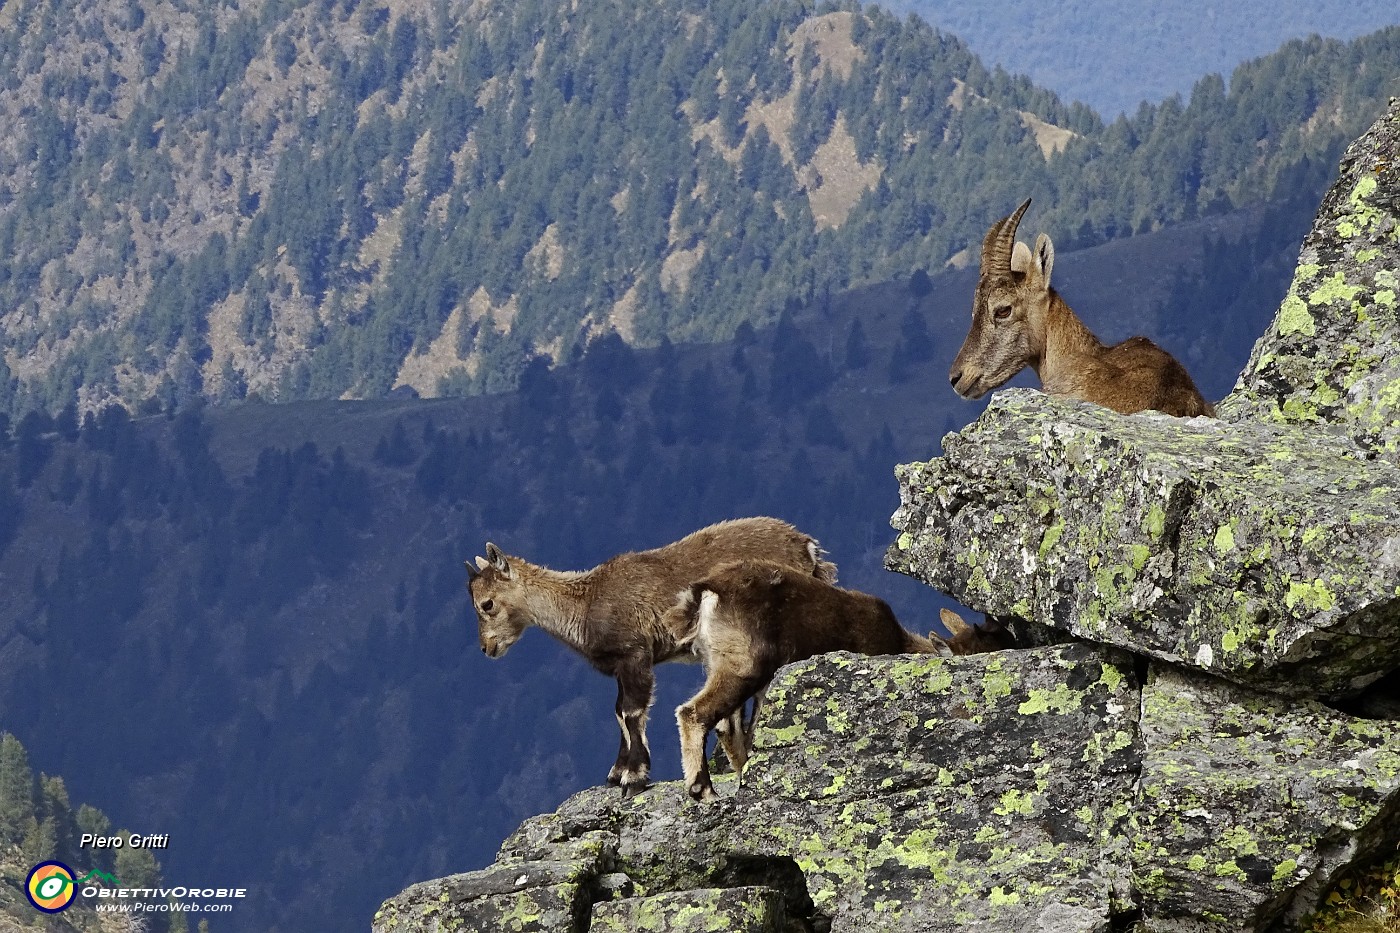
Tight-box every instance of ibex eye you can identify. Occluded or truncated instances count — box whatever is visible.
[480,599,494,613]
[993,305,1012,321]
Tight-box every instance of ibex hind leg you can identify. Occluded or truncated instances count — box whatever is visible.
[714,708,749,776]
[607,700,632,787]
[742,686,768,756]
[677,675,765,801]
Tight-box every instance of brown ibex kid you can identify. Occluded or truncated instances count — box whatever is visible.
[667,562,1012,801]
[467,518,837,797]
[949,198,1214,417]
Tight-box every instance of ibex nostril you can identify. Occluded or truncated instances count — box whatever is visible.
[949,372,961,388]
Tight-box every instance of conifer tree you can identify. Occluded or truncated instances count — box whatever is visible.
[0,733,35,843]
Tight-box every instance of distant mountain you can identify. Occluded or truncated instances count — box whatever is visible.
[0,185,1321,931]
[882,0,1400,117]
[0,0,1396,417]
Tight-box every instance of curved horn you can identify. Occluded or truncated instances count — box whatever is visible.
[980,198,1032,274]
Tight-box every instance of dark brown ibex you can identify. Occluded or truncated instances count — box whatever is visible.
[666,561,982,802]
[466,518,837,796]
[950,198,1214,417]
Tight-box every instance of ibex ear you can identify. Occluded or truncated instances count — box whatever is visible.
[1033,233,1055,287]
[927,632,955,657]
[940,608,972,636]
[1010,241,1033,273]
[484,543,511,578]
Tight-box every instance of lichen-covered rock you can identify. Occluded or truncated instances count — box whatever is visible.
[1222,98,1400,457]
[370,854,603,933]
[1133,666,1400,931]
[728,646,1141,933]
[493,646,1146,933]
[589,886,787,932]
[374,647,1400,932]
[888,388,1400,699]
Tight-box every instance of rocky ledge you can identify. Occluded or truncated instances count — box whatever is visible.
[373,645,1400,932]
[887,389,1400,700]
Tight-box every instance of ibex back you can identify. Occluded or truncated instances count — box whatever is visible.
[949,198,1214,418]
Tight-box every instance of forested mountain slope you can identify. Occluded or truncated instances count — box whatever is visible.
[0,0,1395,416]
[883,0,1400,117]
[0,188,1321,930]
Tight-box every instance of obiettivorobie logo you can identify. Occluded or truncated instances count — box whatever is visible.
[25,862,120,913]
[25,859,247,918]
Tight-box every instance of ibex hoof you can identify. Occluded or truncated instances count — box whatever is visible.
[606,771,624,787]
[620,780,648,799]
[687,782,716,802]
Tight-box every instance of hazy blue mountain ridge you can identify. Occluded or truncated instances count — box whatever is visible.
[882,0,1400,116]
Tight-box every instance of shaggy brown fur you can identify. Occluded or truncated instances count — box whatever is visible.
[665,560,952,801]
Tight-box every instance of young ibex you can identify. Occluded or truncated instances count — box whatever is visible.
[666,560,978,802]
[466,518,837,796]
[949,198,1214,417]
[939,608,1017,654]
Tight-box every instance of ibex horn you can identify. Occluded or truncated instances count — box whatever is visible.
[981,198,1032,274]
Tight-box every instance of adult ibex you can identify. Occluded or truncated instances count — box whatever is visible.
[949,199,1214,417]
[467,518,837,796]
[666,562,1006,801]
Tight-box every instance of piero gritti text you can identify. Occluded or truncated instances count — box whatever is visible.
[80,832,170,849]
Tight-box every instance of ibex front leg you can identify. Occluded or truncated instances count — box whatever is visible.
[608,660,655,797]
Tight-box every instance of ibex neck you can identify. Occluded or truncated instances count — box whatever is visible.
[520,564,592,651]
[1034,292,1103,390]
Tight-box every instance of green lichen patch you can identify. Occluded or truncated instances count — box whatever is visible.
[1133,666,1400,929]
[888,388,1400,701]
[590,887,787,933]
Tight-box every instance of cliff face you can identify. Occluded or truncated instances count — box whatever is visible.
[373,100,1400,932]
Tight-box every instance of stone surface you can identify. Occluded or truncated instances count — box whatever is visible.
[1133,667,1400,932]
[370,854,602,933]
[887,389,1400,699]
[374,648,1400,932]
[730,646,1140,933]
[589,886,787,932]
[1222,98,1400,456]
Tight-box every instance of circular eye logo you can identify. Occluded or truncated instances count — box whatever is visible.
[26,861,77,913]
